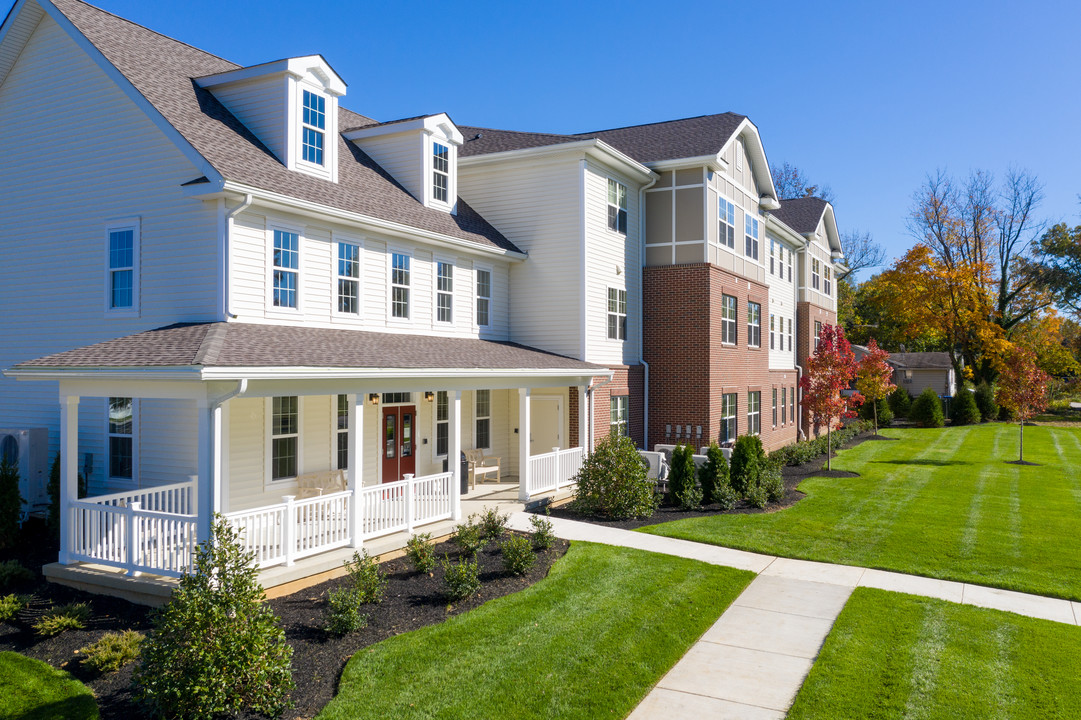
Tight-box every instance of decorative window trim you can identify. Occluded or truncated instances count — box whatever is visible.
[266,222,303,313]
[474,389,491,450]
[610,396,629,437]
[435,258,454,325]
[104,218,140,317]
[607,179,628,235]
[333,236,362,318]
[475,266,492,329]
[607,287,627,341]
[106,397,138,488]
[747,301,761,348]
[388,248,412,322]
[747,391,761,436]
[433,390,449,461]
[265,396,302,487]
[721,294,738,345]
[300,89,326,167]
[718,197,736,249]
[426,135,456,211]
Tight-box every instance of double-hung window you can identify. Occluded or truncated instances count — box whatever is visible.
[301,90,325,166]
[744,214,760,260]
[781,387,787,425]
[787,248,793,282]
[432,142,450,203]
[607,288,627,340]
[475,390,491,450]
[476,269,492,327]
[610,396,629,437]
[721,394,737,443]
[718,198,735,249]
[273,229,299,309]
[721,294,738,345]
[770,314,775,350]
[391,252,410,319]
[271,396,299,481]
[812,258,821,290]
[747,301,761,347]
[607,179,627,234]
[108,397,134,482]
[772,388,778,427]
[790,386,796,423]
[435,391,449,458]
[107,224,138,311]
[787,318,793,351]
[436,261,453,323]
[336,395,349,470]
[748,392,761,436]
[824,266,832,296]
[814,320,823,349]
[337,241,360,315]
[769,239,775,274]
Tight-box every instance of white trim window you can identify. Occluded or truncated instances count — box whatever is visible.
[301,89,326,166]
[812,258,821,290]
[273,229,299,309]
[824,266,832,296]
[476,268,491,327]
[787,248,793,282]
[436,261,453,324]
[747,301,761,348]
[107,397,135,483]
[718,198,736,249]
[106,221,139,313]
[781,387,787,425]
[475,390,491,450]
[337,241,360,315]
[721,393,737,443]
[769,239,776,275]
[607,179,628,234]
[744,214,760,261]
[607,288,627,340]
[610,396,629,437]
[721,294,738,345]
[432,142,450,203]
[748,391,761,436]
[814,320,823,349]
[770,314,775,350]
[787,317,793,352]
[271,396,299,481]
[390,252,410,319]
[336,395,349,470]
[435,391,449,459]
[790,386,796,423]
[772,388,778,427]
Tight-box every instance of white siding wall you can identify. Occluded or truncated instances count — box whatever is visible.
[351,132,424,204]
[765,231,799,371]
[798,218,837,312]
[208,75,288,164]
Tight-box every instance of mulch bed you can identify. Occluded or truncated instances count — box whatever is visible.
[0,520,567,720]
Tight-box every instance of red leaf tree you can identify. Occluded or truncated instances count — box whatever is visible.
[801,324,862,469]
[995,345,1050,463]
[855,339,896,437]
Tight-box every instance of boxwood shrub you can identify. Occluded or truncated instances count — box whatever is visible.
[572,433,657,519]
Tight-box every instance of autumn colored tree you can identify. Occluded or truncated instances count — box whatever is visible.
[800,324,862,470]
[995,346,1050,464]
[855,339,896,436]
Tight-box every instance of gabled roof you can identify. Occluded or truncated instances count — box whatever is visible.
[888,352,954,370]
[458,126,587,158]
[772,197,829,235]
[580,113,747,164]
[30,0,518,254]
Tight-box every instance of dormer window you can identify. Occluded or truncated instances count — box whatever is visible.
[433,143,450,203]
[302,90,326,166]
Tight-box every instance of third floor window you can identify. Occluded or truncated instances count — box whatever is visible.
[301,90,325,166]
[607,179,627,234]
[391,252,410,319]
[744,214,759,261]
[432,142,449,203]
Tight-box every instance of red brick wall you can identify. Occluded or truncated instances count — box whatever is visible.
[796,301,838,437]
[589,365,645,449]
[567,387,579,448]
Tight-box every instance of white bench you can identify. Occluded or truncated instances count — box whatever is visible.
[464,449,501,489]
[296,469,346,499]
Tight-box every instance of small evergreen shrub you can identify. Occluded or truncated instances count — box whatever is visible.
[730,435,765,496]
[34,602,91,637]
[744,481,768,508]
[950,387,982,426]
[47,453,87,540]
[344,550,387,604]
[761,461,785,503]
[975,382,999,422]
[451,516,485,556]
[667,444,702,510]
[441,554,481,601]
[0,459,21,549]
[500,535,535,576]
[909,388,945,428]
[572,433,657,519]
[698,444,736,509]
[0,593,28,623]
[405,533,437,574]
[478,507,508,540]
[859,396,894,427]
[529,514,555,550]
[324,587,369,637]
[79,630,143,673]
[0,560,34,591]
[888,386,912,418]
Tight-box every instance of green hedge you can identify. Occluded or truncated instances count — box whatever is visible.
[769,421,872,467]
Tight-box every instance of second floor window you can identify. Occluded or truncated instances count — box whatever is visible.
[721,294,737,345]
[812,258,821,290]
[721,393,737,443]
[748,391,761,436]
[475,390,491,450]
[301,90,325,166]
[607,288,627,340]
[747,301,761,347]
[744,214,759,260]
[273,230,299,309]
[824,266,832,296]
[610,396,628,437]
[108,397,134,481]
[337,242,360,314]
[787,317,793,351]
[391,252,410,319]
[770,314,775,350]
[432,142,450,203]
[814,320,822,349]
[607,179,627,234]
[436,261,453,323]
[719,198,735,249]
[108,227,136,310]
[476,269,491,327]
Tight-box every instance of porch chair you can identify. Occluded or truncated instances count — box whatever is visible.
[464,449,501,490]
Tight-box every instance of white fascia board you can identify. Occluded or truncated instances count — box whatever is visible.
[196,55,346,96]
[764,215,805,248]
[199,366,611,382]
[344,113,463,145]
[720,117,779,204]
[38,0,223,186]
[821,204,843,254]
[643,154,726,173]
[459,139,653,183]
[5,365,202,382]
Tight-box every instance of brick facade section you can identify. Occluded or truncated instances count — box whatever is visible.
[643,264,799,453]
[567,387,579,448]
[796,300,838,437]
[589,365,645,449]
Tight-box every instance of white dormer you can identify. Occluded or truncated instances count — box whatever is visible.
[196,56,347,182]
[344,114,464,213]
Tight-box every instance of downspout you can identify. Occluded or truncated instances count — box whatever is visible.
[585,375,613,453]
[221,194,253,320]
[638,173,658,451]
[205,378,248,518]
[796,365,805,440]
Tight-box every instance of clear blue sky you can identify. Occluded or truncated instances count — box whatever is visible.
[85,0,1081,280]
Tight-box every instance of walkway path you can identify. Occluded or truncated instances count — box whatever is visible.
[505,512,1081,718]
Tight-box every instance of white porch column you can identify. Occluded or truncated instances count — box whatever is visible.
[195,399,219,544]
[518,387,531,502]
[577,385,588,450]
[58,395,79,564]
[348,393,364,547]
[449,390,462,521]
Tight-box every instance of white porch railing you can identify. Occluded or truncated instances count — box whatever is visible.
[526,447,584,496]
[87,480,195,514]
[359,471,453,540]
[70,499,197,578]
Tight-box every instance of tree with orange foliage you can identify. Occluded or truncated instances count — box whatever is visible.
[801,324,862,470]
[855,339,895,436]
[995,346,1050,464]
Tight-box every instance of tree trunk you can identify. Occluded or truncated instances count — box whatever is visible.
[827,422,832,471]
[873,400,879,437]
[1019,419,1024,463]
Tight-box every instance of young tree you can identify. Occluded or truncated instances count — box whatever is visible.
[855,339,896,436]
[800,324,862,469]
[995,345,1050,463]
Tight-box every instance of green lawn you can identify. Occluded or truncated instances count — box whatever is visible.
[789,588,1081,719]
[318,542,753,720]
[643,423,1081,600]
[0,651,98,720]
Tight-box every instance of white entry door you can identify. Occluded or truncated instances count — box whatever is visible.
[530,396,563,455]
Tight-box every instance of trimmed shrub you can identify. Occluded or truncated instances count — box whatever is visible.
[975,382,999,422]
[730,435,765,496]
[478,507,508,540]
[441,554,481,601]
[500,535,535,576]
[344,550,387,604]
[451,517,485,556]
[769,421,871,467]
[698,444,736,509]
[0,459,21,549]
[667,444,702,510]
[761,461,785,503]
[0,593,28,623]
[888,386,912,418]
[134,515,293,720]
[79,630,143,673]
[405,533,437,574]
[950,387,982,426]
[0,560,34,591]
[325,587,369,637]
[529,514,555,551]
[859,396,894,428]
[34,602,91,637]
[909,388,945,428]
[572,433,657,519]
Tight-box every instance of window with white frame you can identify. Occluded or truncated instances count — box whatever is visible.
[436,261,453,323]
[107,223,138,311]
[747,301,761,347]
[721,393,737,443]
[475,390,491,450]
[775,241,783,276]
[718,198,735,249]
[812,257,821,290]
[772,388,778,426]
[770,314,775,350]
[476,268,491,327]
[610,396,628,437]
[337,241,360,315]
[336,395,349,470]
[301,89,325,166]
[814,320,822,349]
[769,238,775,274]
[607,179,627,234]
[744,214,760,260]
[788,248,793,282]
[607,288,627,340]
[721,294,738,345]
[824,266,832,296]
[108,397,134,481]
[273,229,299,309]
[748,391,761,436]
[391,252,410,319]
[271,396,299,481]
[432,142,450,203]
[435,391,449,457]
[787,317,793,352]
[781,387,787,425]
[382,392,412,404]
[790,385,796,423]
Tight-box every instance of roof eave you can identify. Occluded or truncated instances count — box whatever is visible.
[199,366,610,381]
[460,139,654,182]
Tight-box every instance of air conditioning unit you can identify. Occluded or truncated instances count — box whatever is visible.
[0,428,49,520]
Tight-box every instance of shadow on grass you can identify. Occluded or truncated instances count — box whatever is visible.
[871,459,969,467]
[1005,460,1042,467]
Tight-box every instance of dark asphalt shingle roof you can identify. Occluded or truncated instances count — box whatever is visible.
[49,0,519,254]
[772,197,829,234]
[458,126,587,158]
[889,352,954,370]
[14,323,603,373]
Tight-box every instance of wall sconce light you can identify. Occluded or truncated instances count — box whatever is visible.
[424,391,435,403]
[368,393,380,406]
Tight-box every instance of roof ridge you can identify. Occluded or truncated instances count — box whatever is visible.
[192,323,227,366]
[459,124,583,140]
[579,112,744,136]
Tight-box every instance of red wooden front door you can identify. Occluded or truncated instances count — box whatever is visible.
[381,405,416,483]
